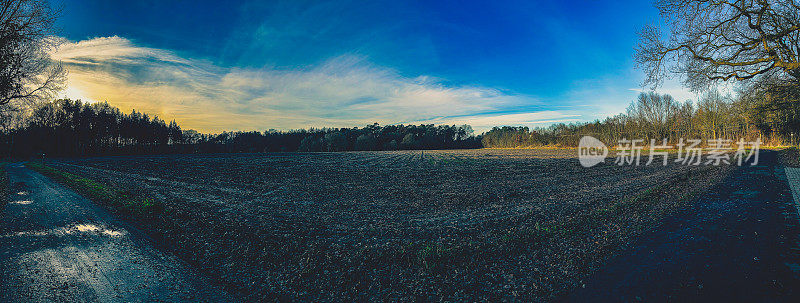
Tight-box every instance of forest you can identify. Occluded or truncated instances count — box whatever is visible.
[482,82,800,148]
[0,99,481,157]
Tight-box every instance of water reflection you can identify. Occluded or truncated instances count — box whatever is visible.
[72,223,126,237]
[0,223,127,238]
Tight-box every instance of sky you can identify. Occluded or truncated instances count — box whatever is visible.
[49,0,699,133]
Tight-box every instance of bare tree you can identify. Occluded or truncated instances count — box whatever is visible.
[626,92,679,140]
[636,0,800,90]
[0,0,65,108]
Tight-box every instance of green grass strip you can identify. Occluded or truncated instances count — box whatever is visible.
[26,162,163,218]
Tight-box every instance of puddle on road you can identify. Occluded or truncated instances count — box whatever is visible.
[72,224,126,237]
[0,223,127,238]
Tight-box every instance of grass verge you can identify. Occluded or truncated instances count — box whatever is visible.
[25,161,163,218]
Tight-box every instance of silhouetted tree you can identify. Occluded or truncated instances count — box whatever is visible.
[0,0,65,107]
[0,99,478,157]
[637,0,800,90]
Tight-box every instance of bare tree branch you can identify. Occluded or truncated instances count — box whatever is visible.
[636,0,800,90]
[0,0,65,109]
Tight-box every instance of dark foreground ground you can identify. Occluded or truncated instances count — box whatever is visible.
[0,163,228,302]
[44,149,729,300]
[2,149,800,301]
[568,150,800,301]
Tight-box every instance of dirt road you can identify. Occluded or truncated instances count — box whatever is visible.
[0,163,228,302]
[566,150,800,301]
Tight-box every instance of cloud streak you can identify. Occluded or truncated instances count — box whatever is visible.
[52,36,584,133]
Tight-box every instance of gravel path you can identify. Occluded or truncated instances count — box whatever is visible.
[0,163,228,302]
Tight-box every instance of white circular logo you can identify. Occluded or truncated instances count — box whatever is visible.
[578,136,608,167]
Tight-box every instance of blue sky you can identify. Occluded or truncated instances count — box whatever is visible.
[50,0,697,133]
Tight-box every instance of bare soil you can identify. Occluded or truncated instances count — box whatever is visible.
[48,149,732,301]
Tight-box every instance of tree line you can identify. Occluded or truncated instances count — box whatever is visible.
[182,122,480,154]
[5,85,800,157]
[0,99,481,157]
[482,85,800,148]
[3,99,182,157]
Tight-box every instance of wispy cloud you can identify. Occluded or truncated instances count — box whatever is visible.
[52,36,587,133]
